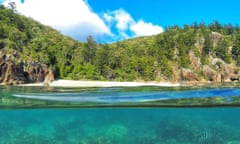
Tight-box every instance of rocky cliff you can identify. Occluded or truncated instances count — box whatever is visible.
[177,32,240,83]
[0,49,54,85]
[179,63,240,84]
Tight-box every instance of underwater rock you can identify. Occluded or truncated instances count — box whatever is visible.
[105,124,128,140]
[227,141,240,144]
[79,137,111,144]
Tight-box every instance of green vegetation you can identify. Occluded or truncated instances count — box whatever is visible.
[1,6,240,81]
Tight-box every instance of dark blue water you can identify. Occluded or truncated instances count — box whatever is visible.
[0,86,240,143]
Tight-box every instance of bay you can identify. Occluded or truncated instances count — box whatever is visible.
[0,85,240,143]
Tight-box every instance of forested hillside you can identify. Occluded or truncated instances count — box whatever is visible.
[1,5,240,84]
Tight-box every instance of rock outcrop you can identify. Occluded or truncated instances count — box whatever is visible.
[220,64,236,82]
[175,62,240,83]
[211,32,222,47]
[0,49,54,85]
[180,68,200,81]
[0,61,27,85]
[44,70,54,84]
[202,65,220,82]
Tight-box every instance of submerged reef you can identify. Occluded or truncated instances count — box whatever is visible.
[0,108,239,144]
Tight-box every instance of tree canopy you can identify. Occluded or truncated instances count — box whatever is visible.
[1,6,240,82]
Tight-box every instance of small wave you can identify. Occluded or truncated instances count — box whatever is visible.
[12,88,240,104]
[12,92,169,103]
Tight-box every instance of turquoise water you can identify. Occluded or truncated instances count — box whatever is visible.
[0,85,240,143]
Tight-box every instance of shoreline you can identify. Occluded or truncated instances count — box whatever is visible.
[18,80,181,87]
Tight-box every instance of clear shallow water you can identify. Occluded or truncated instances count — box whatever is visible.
[0,85,240,143]
[0,108,240,144]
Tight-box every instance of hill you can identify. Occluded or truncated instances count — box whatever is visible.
[109,24,240,83]
[1,5,240,85]
[0,5,82,84]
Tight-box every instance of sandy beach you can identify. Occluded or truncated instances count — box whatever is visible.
[19,80,181,87]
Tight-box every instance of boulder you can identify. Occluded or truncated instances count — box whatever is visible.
[180,68,200,81]
[44,70,54,84]
[227,141,240,144]
[220,64,236,82]
[202,65,220,82]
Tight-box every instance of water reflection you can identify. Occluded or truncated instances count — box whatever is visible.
[9,87,240,107]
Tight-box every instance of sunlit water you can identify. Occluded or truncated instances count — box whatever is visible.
[0,85,240,144]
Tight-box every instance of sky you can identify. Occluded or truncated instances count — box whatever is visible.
[1,0,240,43]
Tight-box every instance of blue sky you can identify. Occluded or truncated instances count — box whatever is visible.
[1,0,240,43]
[88,0,240,27]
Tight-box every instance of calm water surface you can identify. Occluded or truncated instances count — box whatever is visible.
[0,85,240,144]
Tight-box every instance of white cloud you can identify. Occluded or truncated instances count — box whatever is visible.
[130,20,164,36]
[113,9,134,31]
[103,13,113,23]
[2,0,164,42]
[103,9,163,39]
[3,0,111,40]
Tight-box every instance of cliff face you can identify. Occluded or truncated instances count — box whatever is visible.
[170,40,240,83]
[177,32,240,83]
[178,63,240,83]
[114,30,240,83]
[0,49,54,85]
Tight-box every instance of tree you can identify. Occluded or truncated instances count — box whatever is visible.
[6,1,17,13]
[223,23,234,35]
[82,36,97,64]
[209,21,222,32]
[94,44,110,78]
[232,34,240,65]
[215,38,231,63]
[203,34,212,56]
